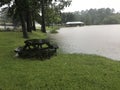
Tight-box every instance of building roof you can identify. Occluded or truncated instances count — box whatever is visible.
[66,21,84,25]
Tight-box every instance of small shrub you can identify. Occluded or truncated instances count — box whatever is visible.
[47,26,60,34]
[50,29,58,33]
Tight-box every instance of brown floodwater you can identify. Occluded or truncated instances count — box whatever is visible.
[49,24,120,60]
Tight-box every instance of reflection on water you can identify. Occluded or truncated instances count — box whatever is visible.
[49,24,120,60]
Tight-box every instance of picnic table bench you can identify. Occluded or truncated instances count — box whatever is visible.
[14,39,58,59]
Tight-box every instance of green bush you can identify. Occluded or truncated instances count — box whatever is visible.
[47,26,60,33]
[50,29,58,33]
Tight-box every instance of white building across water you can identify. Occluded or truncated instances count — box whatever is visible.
[66,21,84,27]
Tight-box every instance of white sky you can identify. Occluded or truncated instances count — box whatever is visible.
[63,0,120,12]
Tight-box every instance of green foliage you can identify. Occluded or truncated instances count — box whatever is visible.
[79,8,115,25]
[0,0,11,6]
[61,12,75,23]
[0,32,120,89]
[103,14,120,24]
[50,29,58,33]
[45,7,61,26]
[0,0,71,36]
[61,8,120,25]
[44,0,72,26]
[46,26,59,33]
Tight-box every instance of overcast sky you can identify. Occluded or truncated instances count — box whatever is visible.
[63,0,120,12]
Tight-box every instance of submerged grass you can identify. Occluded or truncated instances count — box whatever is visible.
[0,32,120,90]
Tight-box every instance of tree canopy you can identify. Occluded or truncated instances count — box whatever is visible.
[0,0,72,38]
[61,8,120,25]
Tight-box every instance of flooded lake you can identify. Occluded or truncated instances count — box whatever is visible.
[49,24,120,60]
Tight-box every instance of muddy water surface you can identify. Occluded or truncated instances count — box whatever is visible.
[49,25,120,60]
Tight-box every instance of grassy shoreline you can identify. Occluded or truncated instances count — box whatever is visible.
[0,32,120,90]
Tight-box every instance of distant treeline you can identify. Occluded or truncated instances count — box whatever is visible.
[61,8,120,25]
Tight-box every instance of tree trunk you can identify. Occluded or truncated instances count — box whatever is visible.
[15,0,28,38]
[19,13,29,38]
[32,19,36,31]
[4,22,6,30]
[26,10,32,32]
[41,0,46,33]
[31,12,36,31]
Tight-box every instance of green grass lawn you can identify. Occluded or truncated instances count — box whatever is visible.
[0,31,120,90]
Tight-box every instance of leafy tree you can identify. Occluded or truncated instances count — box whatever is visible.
[40,0,71,32]
[73,11,81,21]
[61,12,75,23]
[60,8,119,25]
[0,0,72,38]
[103,14,120,24]
[45,7,61,26]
